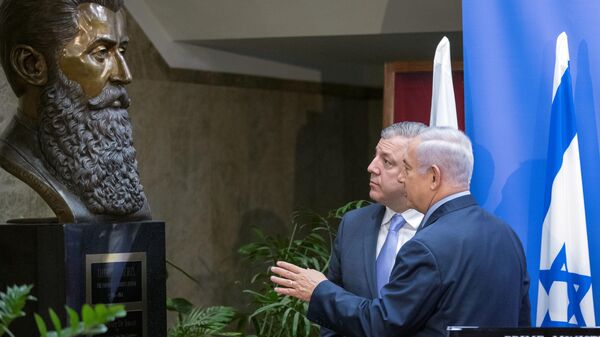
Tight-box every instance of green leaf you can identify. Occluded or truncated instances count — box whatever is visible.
[81,304,95,328]
[166,297,194,315]
[65,307,79,331]
[109,304,126,318]
[43,304,124,337]
[292,311,300,337]
[280,307,292,328]
[168,306,239,337]
[248,302,284,319]
[303,316,311,337]
[85,325,107,335]
[34,313,48,337]
[48,308,62,333]
[0,284,36,336]
[93,304,108,322]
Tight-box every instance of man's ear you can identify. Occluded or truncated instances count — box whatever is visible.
[11,45,48,86]
[430,165,441,190]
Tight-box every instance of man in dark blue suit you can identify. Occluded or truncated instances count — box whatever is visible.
[321,122,426,337]
[271,127,531,337]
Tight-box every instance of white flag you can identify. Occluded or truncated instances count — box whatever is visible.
[430,36,458,128]
[536,32,595,327]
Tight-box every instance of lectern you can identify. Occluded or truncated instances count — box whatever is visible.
[447,327,600,337]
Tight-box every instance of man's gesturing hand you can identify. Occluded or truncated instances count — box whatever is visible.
[270,261,327,302]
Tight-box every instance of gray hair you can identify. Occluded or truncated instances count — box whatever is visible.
[381,121,428,139]
[415,127,474,188]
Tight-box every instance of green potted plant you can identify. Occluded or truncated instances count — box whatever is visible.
[239,201,369,337]
[0,285,125,337]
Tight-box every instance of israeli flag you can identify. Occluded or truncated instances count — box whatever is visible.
[536,32,595,327]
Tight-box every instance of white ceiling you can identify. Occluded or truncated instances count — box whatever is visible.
[126,0,462,87]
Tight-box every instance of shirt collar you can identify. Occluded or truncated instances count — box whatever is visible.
[382,207,423,230]
[420,190,471,227]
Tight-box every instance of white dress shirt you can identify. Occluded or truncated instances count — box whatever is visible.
[376,207,424,258]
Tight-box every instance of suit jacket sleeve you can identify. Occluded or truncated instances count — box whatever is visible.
[320,215,346,337]
[518,245,531,326]
[508,226,531,327]
[519,272,531,326]
[308,239,442,337]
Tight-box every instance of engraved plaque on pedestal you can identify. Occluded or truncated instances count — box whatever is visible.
[87,252,147,337]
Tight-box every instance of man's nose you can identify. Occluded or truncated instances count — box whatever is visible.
[109,52,132,85]
[367,158,379,175]
[398,170,406,183]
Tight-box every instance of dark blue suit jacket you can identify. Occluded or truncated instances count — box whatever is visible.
[321,203,387,337]
[309,195,531,337]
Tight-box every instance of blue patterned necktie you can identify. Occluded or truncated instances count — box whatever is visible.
[376,213,406,296]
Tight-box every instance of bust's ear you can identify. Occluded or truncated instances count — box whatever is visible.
[11,45,48,86]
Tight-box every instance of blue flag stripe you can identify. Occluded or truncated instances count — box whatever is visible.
[543,65,577,215]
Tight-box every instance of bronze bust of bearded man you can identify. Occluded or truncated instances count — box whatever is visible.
[0,0,151,223]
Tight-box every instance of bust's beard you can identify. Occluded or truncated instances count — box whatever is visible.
[38,72,145,216]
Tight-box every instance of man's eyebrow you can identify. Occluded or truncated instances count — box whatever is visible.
[87,36,118,48]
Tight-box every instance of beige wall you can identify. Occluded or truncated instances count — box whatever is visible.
[0,13,382,316]
[144,0,462,40]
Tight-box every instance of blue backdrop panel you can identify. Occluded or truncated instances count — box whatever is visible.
[463,0,600,323]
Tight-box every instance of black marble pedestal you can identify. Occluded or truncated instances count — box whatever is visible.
[0,221,166,337]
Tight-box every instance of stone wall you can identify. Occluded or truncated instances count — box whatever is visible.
[0,12,383,318]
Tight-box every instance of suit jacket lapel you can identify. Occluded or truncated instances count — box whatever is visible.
[420,195,477,230]
[363,204,385,298]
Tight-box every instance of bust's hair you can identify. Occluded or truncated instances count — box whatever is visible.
[0,0,124,96]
